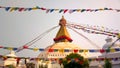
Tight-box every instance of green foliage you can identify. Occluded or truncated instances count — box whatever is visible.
[39,64,48,68]
[6,65,16,68]
[104,59,112,68]
[66,53,84,60]
[61,53,89,68]
[26,63,35,68]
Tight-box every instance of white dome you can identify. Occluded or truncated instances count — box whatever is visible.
[38,42,90,58]
[6,51,17,57]
[45,42,81,50]
[103,37,113,49]
[102,37,120,49]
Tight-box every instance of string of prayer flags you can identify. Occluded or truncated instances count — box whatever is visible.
[0,6,120,13]
[0,45,120,53]
[0,54,120,62]
[67,23,119,37]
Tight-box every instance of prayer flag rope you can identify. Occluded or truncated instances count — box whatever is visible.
[0,54,120,62]
[0,6,120,13]
[67,23,120,37]
[0,46,120,53]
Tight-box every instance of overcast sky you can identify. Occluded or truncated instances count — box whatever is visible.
[0,0,120,57]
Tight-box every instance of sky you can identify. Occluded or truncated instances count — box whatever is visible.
[0,0,120,57]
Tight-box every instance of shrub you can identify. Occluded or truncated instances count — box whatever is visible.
[60,53,89,68]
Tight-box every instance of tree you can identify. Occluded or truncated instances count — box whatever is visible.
[60,53,89,68]
[104,59,112,68]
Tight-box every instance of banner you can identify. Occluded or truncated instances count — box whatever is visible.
[67,23,120,37]
[0,54,120,62]
[0,45,120,53]
[0,6,120,13]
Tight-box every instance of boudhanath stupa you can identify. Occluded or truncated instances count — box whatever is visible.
[38,16,89,60]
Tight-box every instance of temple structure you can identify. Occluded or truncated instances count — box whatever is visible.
[4,51,17,66]
[38,16,89,61]
[98,37,120,68]
[90,37,120,68]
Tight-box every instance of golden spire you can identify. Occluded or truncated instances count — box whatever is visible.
[59,16,66,26]
[54,16,72,43]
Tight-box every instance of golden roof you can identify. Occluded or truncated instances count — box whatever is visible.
[54,16,72,42]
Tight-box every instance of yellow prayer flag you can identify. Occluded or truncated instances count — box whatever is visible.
[59,49,64,53]
[33,48,39,51]
[99,8,104,11]
[7,47,13,50]
[117,33,120,38]
[110,49,115,52]
[84,50,88,52]
[83,50,88,56]
[32,7,38,10]
[76,9,81,12]
[10,8,15,12]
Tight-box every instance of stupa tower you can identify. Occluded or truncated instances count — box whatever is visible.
[54,16,72,43]
[38,16,88,59]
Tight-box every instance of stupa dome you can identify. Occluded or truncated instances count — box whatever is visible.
[6,51,17,57]
[38,16,89,59]
[45,42,80,49]
[4,51,17,66]
[102,37,120,49]
[102,37,113,49]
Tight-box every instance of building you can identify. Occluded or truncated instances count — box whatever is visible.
[37,16,89,68]
[38,16,89,60]
[0,51,27,68]
[3,51,17,67]
[90,37,120,68]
